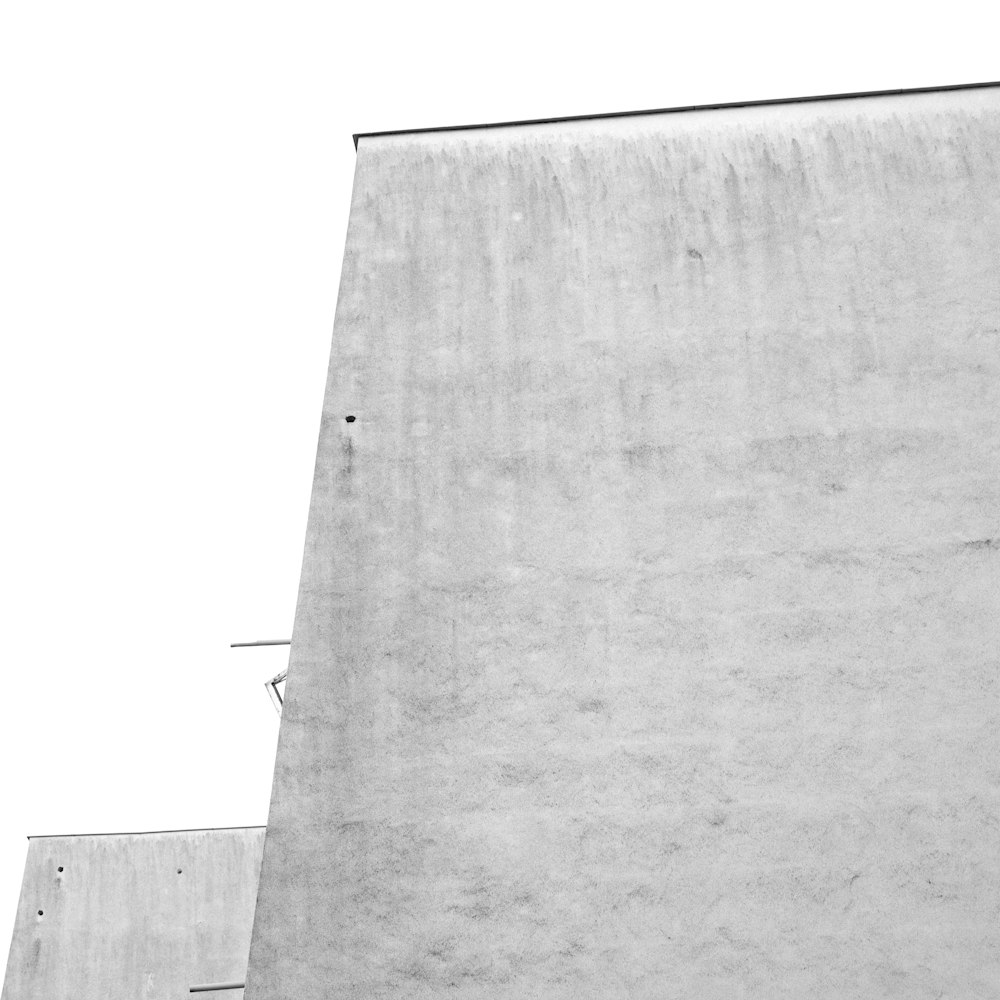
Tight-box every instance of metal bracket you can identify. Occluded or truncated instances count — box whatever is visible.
[230,639,291,715]
[264,669,287,716]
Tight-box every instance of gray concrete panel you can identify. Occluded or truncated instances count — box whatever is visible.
[247,87,1000,998]
[2,828,264,1000]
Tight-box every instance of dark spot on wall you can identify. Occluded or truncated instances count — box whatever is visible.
[497,762,540,786]
[447,899,494,921]
[341,435,354,478]
[963,538,997,551]
[622,443,677,472]
[345,415,356,423]
[687,248,703,260]
[37,910,43,917]
[57,867,63,873]
[177,869,183,875]
[426,939,456,961]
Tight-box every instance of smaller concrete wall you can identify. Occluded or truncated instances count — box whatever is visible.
[1,827,264,1000]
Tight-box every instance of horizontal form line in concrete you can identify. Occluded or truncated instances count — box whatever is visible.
[353,78,1000,148]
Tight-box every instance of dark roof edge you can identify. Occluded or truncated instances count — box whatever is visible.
[27,825,266,839]
[352,80,1000,150]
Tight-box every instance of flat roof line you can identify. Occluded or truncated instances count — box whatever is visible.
[353,79,1000,150]
[28,825,266,839]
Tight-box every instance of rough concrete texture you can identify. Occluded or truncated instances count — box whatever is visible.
[2,827,264,999]
[246,88,1000,999]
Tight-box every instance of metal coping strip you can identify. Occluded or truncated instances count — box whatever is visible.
[28,825,265,840]
[353,80,1000,150]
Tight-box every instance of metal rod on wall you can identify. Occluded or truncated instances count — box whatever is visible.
[230,640,291,647]
[190,982,245,993]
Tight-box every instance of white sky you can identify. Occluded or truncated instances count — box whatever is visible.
[1,0,996,965]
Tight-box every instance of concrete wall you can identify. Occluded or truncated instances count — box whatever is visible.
[2,827,264,999]
[246,87,1000,999]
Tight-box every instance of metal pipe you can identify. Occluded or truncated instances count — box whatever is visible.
[230,640,290,648]
[190,983,245,993]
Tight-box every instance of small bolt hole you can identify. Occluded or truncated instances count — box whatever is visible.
[177,869,183,875]
[345,415,356,423]
[37,910,44,917]
[57,867,63,873]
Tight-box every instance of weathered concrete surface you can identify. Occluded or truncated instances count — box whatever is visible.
[247,88,1000,999]
[2,827,264,999]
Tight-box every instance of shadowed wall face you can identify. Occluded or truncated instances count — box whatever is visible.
[2,829,264,1000]
[247,89,1000,999]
